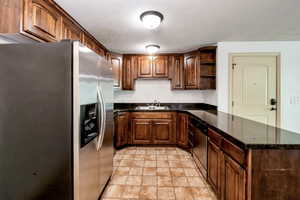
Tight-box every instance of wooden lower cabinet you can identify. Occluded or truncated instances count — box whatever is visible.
[207,139,222,197]
[177,113,189,147]
[207,130,246,200]
[221,154,246,200]
[131,112,176,145]
[115,112,129,148]
[131,119,152,144]
[152,119,174,144]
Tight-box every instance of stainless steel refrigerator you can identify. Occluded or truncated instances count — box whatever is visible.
[0,41,114,200]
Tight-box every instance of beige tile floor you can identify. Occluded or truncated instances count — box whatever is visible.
[101,147,217,200]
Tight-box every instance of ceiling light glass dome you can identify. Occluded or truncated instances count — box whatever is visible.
[140,11,164,29]
[145,44,160,54]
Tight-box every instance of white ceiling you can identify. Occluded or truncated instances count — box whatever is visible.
[55,0,300,54]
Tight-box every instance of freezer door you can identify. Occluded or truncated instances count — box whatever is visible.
[96,57,114,193]
[74,42,113,200]
[74,42,102,200]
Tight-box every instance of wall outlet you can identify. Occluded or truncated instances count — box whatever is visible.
[289,96,300,105]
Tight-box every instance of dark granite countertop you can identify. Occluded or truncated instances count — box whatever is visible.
[186,110,300,149]
[114,103,300,149]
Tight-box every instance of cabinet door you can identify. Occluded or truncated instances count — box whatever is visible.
[177,113,188,147]
[132,119,152,144]
[115,112,129,148]
[122,56,135,90]
[152,119,174,144]
[193,127,208,178]
[222,155,246,200]
[81,34,95,51]
[137,56,152,78]
[171,55,184,89]
[184,52,200,89]
[94,45,105,57]
[60,17,81,41]
[152,56,169,78]
[23,0,61,41]
[110,54,122,88]
[208,139,222,197]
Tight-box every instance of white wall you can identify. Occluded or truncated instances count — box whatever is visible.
[115,79,217,105]
[217,41,300,133]
[0,37,13,44]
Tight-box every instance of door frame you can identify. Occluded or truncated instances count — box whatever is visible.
[228,53,281,128]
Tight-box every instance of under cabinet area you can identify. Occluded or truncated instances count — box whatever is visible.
[131,112,176,145]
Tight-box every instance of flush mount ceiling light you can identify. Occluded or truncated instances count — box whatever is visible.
[146,44,160,54]
[140,10,164,29]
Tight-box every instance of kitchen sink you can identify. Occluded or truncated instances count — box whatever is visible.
[135,105,170,110]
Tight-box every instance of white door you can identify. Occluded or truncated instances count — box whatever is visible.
[231,55,278,126]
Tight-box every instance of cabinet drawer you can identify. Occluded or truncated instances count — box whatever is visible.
[131,112,173,119]
[222,138,246,167]
[208,128,222,146]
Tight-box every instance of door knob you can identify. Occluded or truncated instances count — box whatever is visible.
[270,98,277,105]
[270,107,277,111]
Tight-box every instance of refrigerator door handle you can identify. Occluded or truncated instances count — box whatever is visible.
[96,83,106,151]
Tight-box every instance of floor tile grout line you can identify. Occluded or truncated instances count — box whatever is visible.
[109,147,215,200]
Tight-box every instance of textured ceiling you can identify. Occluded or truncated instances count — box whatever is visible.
[55,0,300,53]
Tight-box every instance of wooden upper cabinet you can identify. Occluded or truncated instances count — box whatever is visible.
[94,45,105,57]
[105,52,112,62]
[152,56,169,78]
[60,17,81,41]
[152,119,174,144]
[136,55,169,78]
[170,55,184,89]
[81,34,95,51]
[122,55,136,90]
[184,51,200,89]
[23,0,61,41]
[110,53,123,88]
[137,56,152,78]
[132,119,152,144]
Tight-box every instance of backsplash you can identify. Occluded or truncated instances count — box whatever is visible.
[114,79,217,105]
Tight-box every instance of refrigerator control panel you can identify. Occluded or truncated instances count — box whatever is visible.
[80,103,99,147]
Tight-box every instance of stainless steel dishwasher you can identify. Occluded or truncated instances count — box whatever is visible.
[189,117,208,178]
